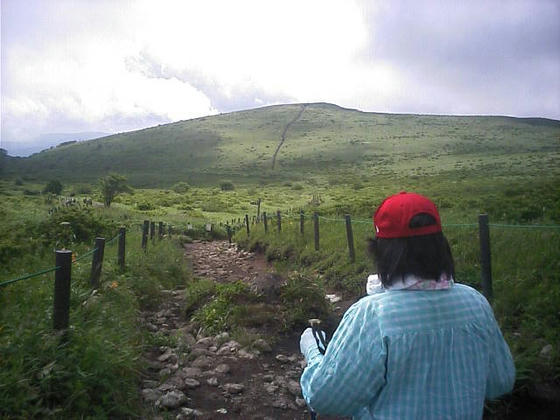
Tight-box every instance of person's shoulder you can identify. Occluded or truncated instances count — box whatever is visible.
[342,293,385,317]
[452,283,492,306]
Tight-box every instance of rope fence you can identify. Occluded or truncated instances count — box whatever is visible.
[278,212,560,229]
[235,208,560,303]
[0,266,60,288]
[0,220,187,330]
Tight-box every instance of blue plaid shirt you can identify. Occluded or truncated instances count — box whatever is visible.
[300,283,515,419]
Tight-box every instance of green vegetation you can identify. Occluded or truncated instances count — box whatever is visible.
[234,181,560,402]
[99,173,132,207]
[4,103,559,189]
[186,273,331,340]
[0,190,190,418]
[1,103,559,414]
[43,179,63,195]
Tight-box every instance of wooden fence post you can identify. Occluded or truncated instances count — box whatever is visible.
[90,237,106,288]
[277,210,282,232]
[53,249,72,330]
[142,220,149,250]
[158,222,163,239]
[300,210,305,235]
[118,227,126,270]
[345,214,355,262]
[227,225,232,244]
[314,212,320,251]
[257,198,261,222]
[263,212,268,233]
[478,214,493,302]
[150,221,155,241]
[245,214,250,236]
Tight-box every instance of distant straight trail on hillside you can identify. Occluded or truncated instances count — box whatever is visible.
[271,104,307,170]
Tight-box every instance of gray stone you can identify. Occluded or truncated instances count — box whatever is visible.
[271,398,288,409]
[156,390,187,409]
[159,367,172,378]
[216,408,228,414]
[287,379,302,397]
[238,348,255,359]
[207,377,219,386]
[274,375,287,388]
[224,383,245,394]
[191,355,213,369]
[214,363,231,374]
[540,344,553,359]
[176,408,203,419]
[184,378,201,389]
[263,374,274,382]
[295,397,307,408]
[179,332,196,347]
[275,354,290,363]
[215,332,230,342]
[252,338,272,352]
[182,367,202,378]
[217,340,241,355]
[142,388,162,403]
[158,382,176,392]
[158,351,178,364]
[196,336,215,348]
[191,347,211,357]
[264,383,279,394]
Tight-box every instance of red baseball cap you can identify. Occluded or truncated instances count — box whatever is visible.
[373,192,442,238]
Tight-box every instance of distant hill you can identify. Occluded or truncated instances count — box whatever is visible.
[3,132,111,157]
[4,103,559,187]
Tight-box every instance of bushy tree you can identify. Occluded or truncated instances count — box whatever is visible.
[99,173,132,207]
[172,181,190,193]
[43,179,63,195]
[220,181,235,191]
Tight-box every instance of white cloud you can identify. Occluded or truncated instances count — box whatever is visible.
[1,0,558,155]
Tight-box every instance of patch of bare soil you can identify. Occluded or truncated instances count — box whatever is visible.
[140,240,350,419]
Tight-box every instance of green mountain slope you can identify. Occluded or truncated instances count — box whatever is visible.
[4,103,560,187]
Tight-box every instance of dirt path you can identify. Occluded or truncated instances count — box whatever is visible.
[140,240,351,419]
[271,104,307,170]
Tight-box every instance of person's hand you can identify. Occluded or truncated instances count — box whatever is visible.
[300,327,326,361]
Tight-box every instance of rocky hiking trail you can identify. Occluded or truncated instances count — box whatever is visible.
[140,240,352,419]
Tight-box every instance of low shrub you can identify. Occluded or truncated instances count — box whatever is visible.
[192,281,258,334]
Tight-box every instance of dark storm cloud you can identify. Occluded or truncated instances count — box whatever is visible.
[361,0,560,118]
[125,51,295,113]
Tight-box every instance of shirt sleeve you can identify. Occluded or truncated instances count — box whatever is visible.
[300,298,387,416]
[483,302,516,399]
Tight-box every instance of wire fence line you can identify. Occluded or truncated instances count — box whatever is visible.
[0,266,61,288]
[1,231,123,288]
[264,210,559,230]
[238,209,560,304]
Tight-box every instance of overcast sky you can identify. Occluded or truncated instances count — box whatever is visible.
[2,0,559,155]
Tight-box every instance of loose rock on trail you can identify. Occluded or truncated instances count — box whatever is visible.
[140,240,349,419]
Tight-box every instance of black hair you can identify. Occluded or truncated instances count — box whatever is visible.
[366,213,455,286]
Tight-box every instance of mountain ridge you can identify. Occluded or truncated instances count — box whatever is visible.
[4,102,559,187]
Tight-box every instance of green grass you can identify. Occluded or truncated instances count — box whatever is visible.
[234,207,560,392]
[1,102,559,415]
[4,103,558,188]
[0,205,191,417]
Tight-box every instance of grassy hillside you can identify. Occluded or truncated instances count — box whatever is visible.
[5,103,559,187]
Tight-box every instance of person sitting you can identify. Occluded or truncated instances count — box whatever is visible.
[300,191,515,419]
